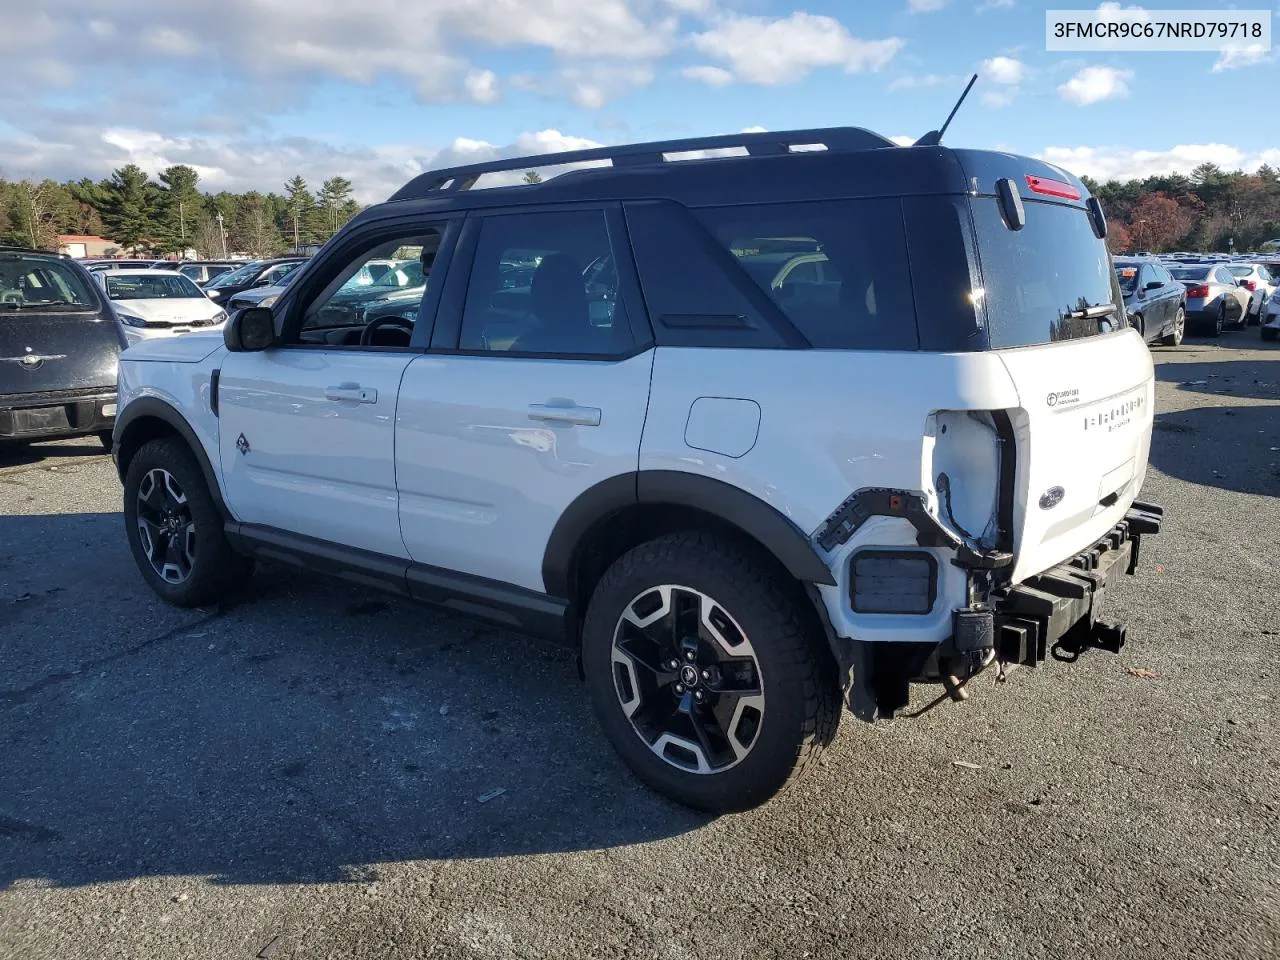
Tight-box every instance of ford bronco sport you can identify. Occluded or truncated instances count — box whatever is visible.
[112,127,1162,812]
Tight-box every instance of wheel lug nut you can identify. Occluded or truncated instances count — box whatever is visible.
[701,670,711,680]
[675,684,685,694]
[694,691,704,702]
[685,651,696,661]
[668,659,679,670]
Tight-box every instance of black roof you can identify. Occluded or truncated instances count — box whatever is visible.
[0,245,69,258]
[371,126,1093,228]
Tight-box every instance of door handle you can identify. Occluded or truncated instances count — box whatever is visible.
[325,383,377,404]
[528,403,601,427]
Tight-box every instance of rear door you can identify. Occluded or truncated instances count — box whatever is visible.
[967,189,1155,582]
[395,206,654,594]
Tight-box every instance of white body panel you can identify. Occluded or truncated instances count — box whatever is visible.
[215,350,413,558]
[395,353,654,591]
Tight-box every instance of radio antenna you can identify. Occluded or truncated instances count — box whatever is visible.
[914,73,978,147]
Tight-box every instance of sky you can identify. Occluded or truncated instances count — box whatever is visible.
[0,0,1276,203]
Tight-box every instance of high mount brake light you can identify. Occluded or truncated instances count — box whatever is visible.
[1025,175,1081,201]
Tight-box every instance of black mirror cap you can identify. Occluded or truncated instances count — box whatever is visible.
[1145,280,1163,290]
[224,307,276,352]
[1087,196,1108,240]
[995,177,1025,231]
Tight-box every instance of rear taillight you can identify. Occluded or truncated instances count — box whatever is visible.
[1186,284,1209,299]
[1241,279,1257,291]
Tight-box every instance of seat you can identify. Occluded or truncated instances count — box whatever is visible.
[512,253,592,353]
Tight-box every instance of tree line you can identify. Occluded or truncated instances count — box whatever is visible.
[1083,163,1280,254]
[0,164,363,258]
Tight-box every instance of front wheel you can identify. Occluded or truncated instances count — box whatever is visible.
[582,532,838,812]
[1129,312,1145,341]
[123,437,253,607]
[1161,307,1185,347]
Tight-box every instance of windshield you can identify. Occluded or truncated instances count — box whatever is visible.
[1169,267,1210,281]
[338,260,425,295]
[0,254,98,311]
[205,262,262,287]
[1114,265,1139,295]
[972,198,1120,348]
[105,274,204,300]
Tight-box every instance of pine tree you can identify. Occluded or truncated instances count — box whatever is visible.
[157,165,203,253]
[315,176,354,240]
[86,165,159,253]
[282,175,314,252]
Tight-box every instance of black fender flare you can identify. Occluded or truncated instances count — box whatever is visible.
[113,397,231,521]
[541,470,836,598]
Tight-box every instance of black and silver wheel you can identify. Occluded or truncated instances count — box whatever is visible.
[135,467,197,584]
[123,437,253,607]
[583,532,838,812]
[1211,302,1225,337]
[1161,307,1185,347]
[1129,312,1144,340]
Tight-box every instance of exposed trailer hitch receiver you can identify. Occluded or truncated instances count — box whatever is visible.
[1052,619,1127,662]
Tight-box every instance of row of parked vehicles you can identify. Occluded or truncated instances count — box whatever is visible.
[1114,251,1280,345]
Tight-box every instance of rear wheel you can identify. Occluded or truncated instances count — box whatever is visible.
[582,531,838,812]
[1161,307,1185,347]
[123,438,253,607]
[1210,302,1225,337]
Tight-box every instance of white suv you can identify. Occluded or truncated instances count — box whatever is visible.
[111,128,1162,811]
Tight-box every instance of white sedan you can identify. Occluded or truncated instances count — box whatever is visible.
[95,270,228,344]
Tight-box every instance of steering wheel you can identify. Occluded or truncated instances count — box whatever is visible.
[359,316,414,346]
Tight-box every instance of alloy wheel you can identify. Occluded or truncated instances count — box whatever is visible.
[610,585,765,774]
[1173,308,1185,345]
[135,467,196,584]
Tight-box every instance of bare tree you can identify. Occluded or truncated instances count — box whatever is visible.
[14,180,59,250]
[191,215,224,260]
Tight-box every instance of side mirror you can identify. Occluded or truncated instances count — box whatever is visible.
[224,307,276,352]
[1144,280,1162,291]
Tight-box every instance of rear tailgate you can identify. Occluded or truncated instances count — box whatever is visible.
[998,332,1154,582]
[0,313,121,396]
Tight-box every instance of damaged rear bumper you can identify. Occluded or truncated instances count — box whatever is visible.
[847,500,1164,720]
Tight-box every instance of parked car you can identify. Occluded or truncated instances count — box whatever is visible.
[0,246,123,450]
[96,270,228,344]
[223,270,301,315]
[1260,288,1280,341]
[1225,263,1276,323]
[84,259,166,273]
[157,260,243,287]
[201,258,307,302]
[1113,257,1187,346]
[111,128,1162,812]
[1167,263,1250,334]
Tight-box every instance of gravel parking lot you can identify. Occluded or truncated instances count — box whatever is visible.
[1,337,1277,960]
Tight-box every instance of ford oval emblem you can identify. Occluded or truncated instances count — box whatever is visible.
[1038,486,1065,510]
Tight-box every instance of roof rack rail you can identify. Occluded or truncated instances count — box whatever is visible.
[391,126,897,201]
[0,245,66,257]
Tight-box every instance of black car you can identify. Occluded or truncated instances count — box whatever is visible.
[1113,256,1187,346]
[0,247,124,449]
[201,257,308,303]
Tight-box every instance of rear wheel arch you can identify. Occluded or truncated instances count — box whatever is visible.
[544,471,837,639]
[114,399,229,522]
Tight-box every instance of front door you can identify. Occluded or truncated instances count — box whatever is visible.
[395,207,654,593]
[217,222,452,558]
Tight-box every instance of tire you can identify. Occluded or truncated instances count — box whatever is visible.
[582,531,838,812]
[123,437,253,607]
[1129,312,1144,341]
[1263,326,1278,342]
[1232,301,1249,330]
[97,431,114,453]
[1161,307,1185,347]
[1210,303,1225,337]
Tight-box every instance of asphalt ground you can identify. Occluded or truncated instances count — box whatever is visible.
[1,332,1277,960]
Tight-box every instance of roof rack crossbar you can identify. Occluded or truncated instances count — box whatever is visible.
[393,126,896,200]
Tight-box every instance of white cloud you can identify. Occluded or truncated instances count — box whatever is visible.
[888,73,959,91]
[682,65,735,86]
[463,69,500,104]
[889,135,916,146]
[1211,43,1274,72]
[512,64,654,108]
[981,89,1017,108]
[141,27,200,56]
[1058,65,1132,105]
[740,125,768,133]
[1037,143,1280,182]
[690,12,903,85]
[980,56,1027,85]
[976,0,1015,10]
[908,0,948,11]
[1094,2,1149,23]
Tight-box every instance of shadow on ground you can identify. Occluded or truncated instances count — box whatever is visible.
[0,438,110,468]
[1150,405,1280,497]
[0,511,708,891]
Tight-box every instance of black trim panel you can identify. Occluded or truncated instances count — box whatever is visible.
[226,523,571,643]
[112,397,230,521]
[542,470,836,594]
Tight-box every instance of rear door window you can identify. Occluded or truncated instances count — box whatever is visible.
[695,199,919,350]
[969,198,1120,347]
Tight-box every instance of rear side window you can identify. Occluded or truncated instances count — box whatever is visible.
[970,198,1120,348]
[0,255,97,310]
[695,200,919,350]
